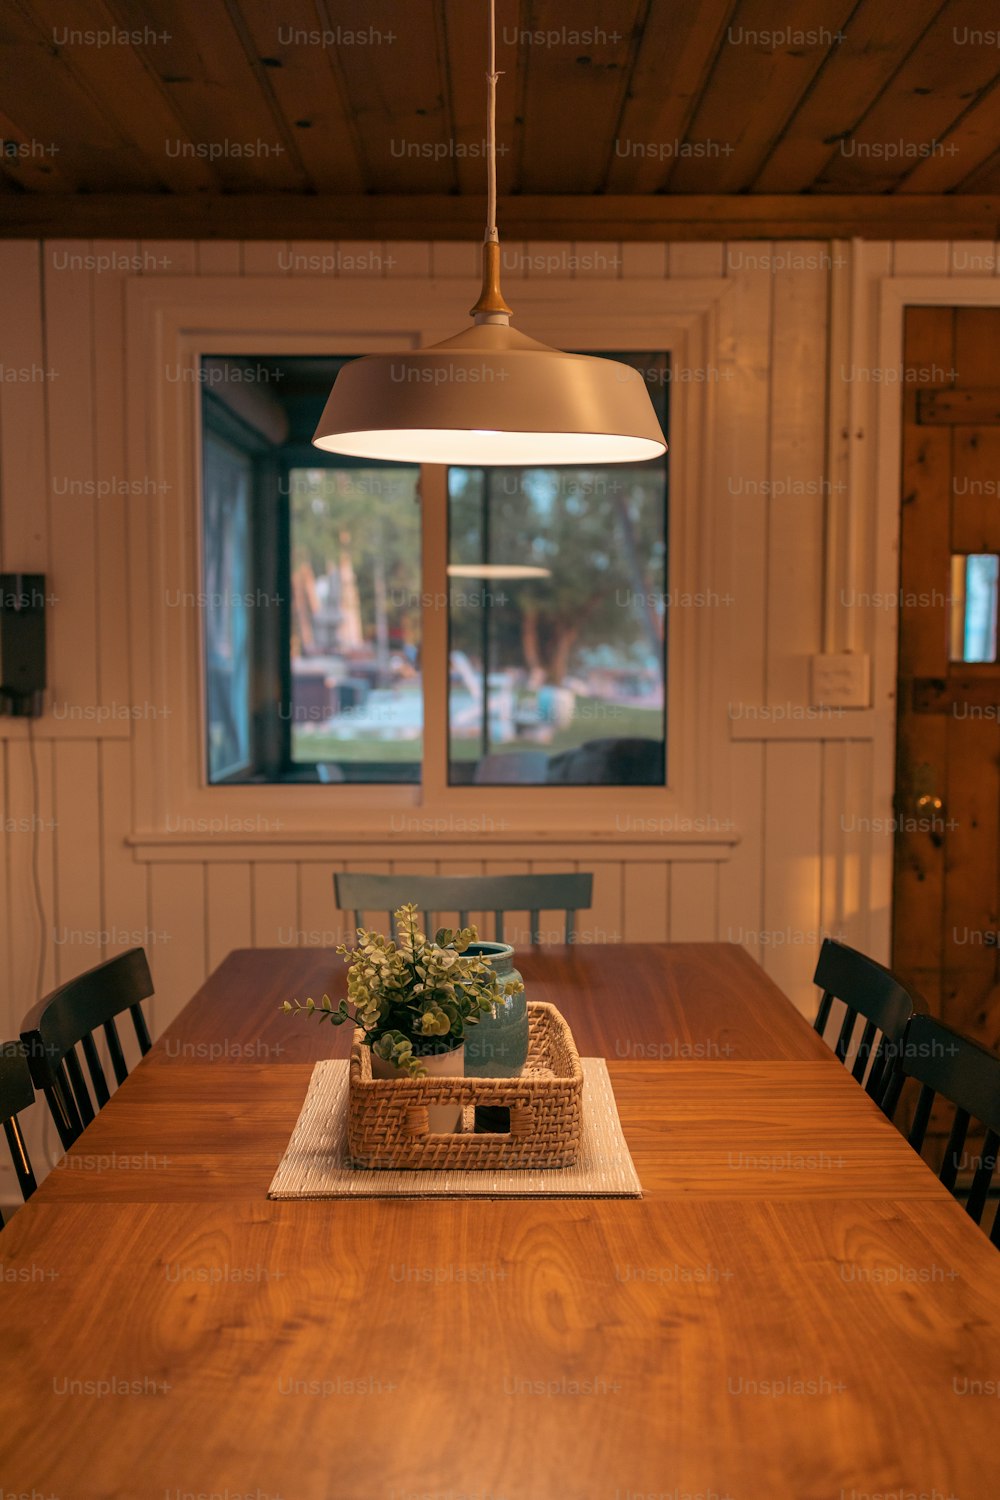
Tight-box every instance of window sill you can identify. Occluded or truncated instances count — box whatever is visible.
[126,825,740,861]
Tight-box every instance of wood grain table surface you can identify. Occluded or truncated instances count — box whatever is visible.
[2,943,999,1500]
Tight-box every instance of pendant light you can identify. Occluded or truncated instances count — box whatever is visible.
[313,0,666,467]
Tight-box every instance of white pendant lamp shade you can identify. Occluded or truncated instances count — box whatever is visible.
[313,319,666,466]
[312,1,666,469]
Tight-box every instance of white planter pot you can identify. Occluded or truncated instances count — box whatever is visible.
[370,1044,464,1135]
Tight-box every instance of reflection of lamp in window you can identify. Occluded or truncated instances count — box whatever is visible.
[312,1,665,467]
[447,564,552,580]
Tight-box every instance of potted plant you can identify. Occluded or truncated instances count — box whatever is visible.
[281,904,523,1132]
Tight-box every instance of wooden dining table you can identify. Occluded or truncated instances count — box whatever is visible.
[3,942,999,1500]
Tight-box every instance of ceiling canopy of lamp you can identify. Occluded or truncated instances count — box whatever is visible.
[313,3,666,469]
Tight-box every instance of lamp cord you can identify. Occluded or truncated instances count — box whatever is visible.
[470,0,511,319]
[485,0,500,244]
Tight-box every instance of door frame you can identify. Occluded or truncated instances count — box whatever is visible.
[867,261,1000,962]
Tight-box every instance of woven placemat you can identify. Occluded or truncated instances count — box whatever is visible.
[268,1058,642,1199]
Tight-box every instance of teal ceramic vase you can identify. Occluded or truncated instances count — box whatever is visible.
[463,941,528,1077]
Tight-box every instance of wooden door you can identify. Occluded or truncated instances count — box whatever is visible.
[894,307,1000,1085]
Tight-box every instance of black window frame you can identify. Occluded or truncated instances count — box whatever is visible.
[200,351,670,790]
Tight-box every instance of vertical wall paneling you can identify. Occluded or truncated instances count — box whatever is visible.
[763,741,824,1014]
[299,862,351,947]
[844,241,893,664]
[252,863,299,947]
[0,242,48,569]
[99,739,149,958]
[196,242,242,275]
[825,240,853,655]
[6,735,57,999]
[669,863,719,942]
[572,241,622,279]
[0,746,8,1007]
[3,736,57,1196]
[91,239,135,710]
[522,243,568,281]
[52,742,102,980]
[44,243,99,713]
[892,242,951,276]
[620,243,667,278]
[242,242,291,275]
[0,241,49,1198]
[821,738,874,954]
[948,241,991,277]
[716,241,772,958]
[387,243,432,277]
[586,861,623,944]
[287,242,329,277]
[722,242,772,708]
[718,742,765,960]
[140,241,196,275]
[430,243,479,278]
[623,861,670,942]
[669,242,725,278]
[499,242,530,280]
[148,862,207,1034]
[3,233,996,1203]
[765,243,828,707]
[206,863,253,970]
[335,242,386,278]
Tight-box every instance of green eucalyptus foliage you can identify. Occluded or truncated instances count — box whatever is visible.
[281,903,523,1077]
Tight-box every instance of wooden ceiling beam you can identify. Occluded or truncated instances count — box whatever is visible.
[0,192,997,241]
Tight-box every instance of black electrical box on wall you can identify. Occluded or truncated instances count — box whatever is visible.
[0,573,47,717]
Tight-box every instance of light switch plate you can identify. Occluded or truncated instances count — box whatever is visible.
[810,652,871,708]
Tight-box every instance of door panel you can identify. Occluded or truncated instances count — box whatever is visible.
[894,307,1000,1154]
[894,308,952,1000]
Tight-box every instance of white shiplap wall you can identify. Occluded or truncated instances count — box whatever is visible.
[1,234,996,1189]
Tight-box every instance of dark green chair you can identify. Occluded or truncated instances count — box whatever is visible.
[812,939,923,1108]
[0,1042,38,1222]
[20,948,154,1151]
[334,871,593,945]
[884,1013,1000,1246]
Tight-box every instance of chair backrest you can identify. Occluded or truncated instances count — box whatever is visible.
[472,751,550,785]
[334,872,594,946]
[886,1013,1000,1244]
[0,1042,38,1221]
[20,948,154,1151]
[812,939,922,1104]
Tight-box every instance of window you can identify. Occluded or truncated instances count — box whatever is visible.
[289,463,422,783]
[950,553,999,664]
[448,462,667,786]
[200,352,668,789]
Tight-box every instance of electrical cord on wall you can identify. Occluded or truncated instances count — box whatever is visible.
[25,717,58,1167]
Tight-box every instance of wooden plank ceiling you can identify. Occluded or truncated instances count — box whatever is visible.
[1,0,1000,237]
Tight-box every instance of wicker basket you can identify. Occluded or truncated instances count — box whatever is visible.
[347,1001,583,1170]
